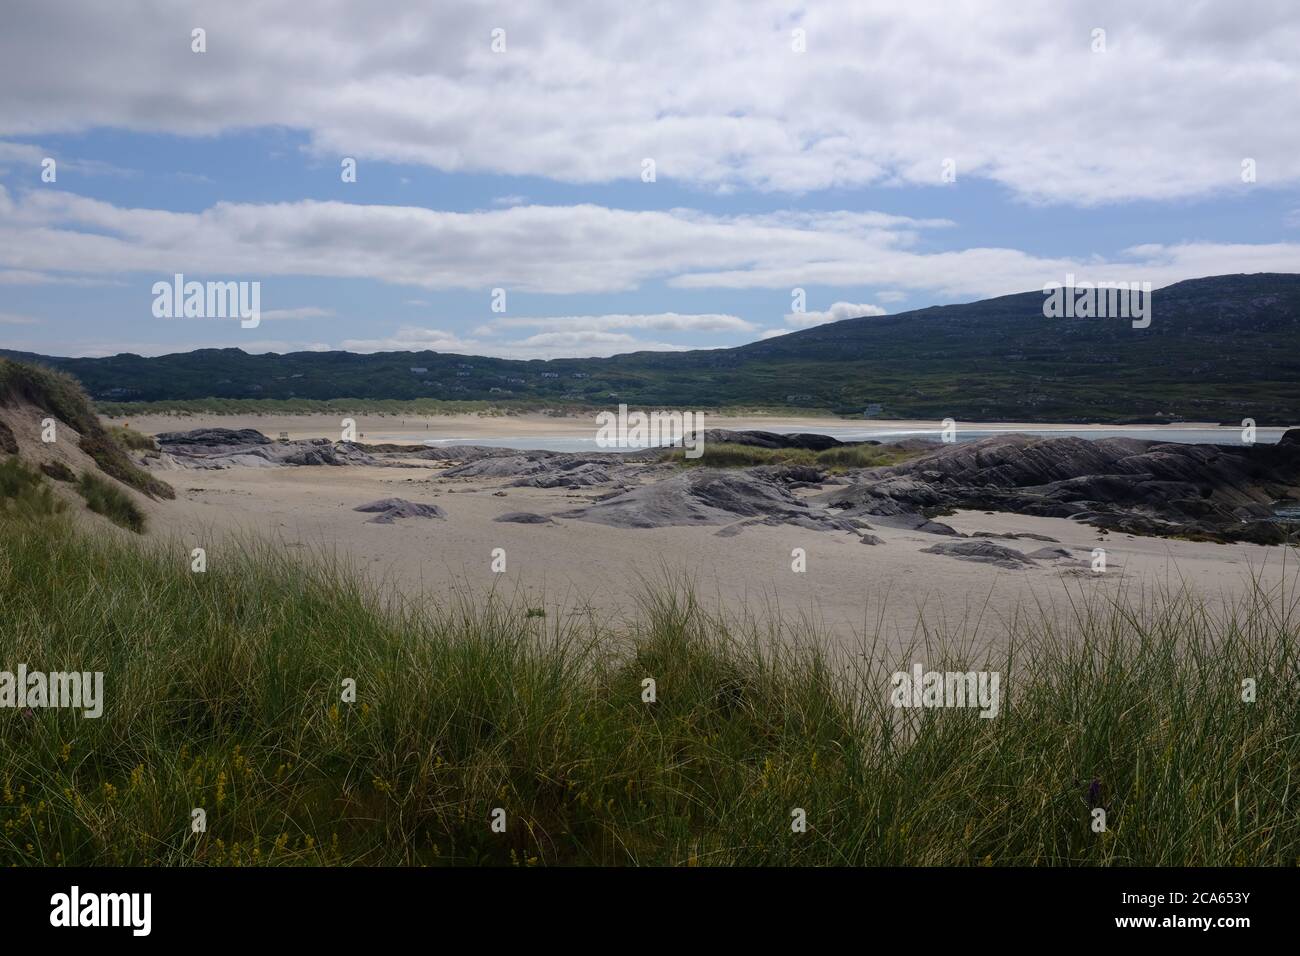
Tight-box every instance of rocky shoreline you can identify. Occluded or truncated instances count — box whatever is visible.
[815,430,1300,545]
[147,426,1300,546]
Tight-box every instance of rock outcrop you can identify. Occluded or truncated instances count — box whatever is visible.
[818,431,1300,544]
[920,540,1037,568]
[146,425,1300,545]
[353,498,447,524]
[703,429,855,452]
[153,428,383,469]
[440,449,658,488]
[494,511,556,524]
[560,468,865,534]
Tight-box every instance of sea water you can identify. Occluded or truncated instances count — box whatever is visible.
[402,426,1290,455]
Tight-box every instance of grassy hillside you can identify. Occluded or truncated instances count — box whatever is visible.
[1,506,1297,866]
[0,358,173,532]
[0,358,174,502]
[7,273,1300,423]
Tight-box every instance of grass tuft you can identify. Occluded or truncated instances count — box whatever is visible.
[0,510,1296,866]
[0,456,65,518]
[75,471,146,532]
[106,424,159,453]
[39,460,76,483]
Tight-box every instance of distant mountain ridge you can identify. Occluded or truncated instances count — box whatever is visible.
[5,273,1299,423]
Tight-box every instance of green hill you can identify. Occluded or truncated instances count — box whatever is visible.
[7,272,1299,422]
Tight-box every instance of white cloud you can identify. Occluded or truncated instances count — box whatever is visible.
[340,327,475,353]
[0,141,43,167]
[785,302,886,328]
[485,313,758,334]
[495,331,683,358]
[0,311,39,325]
[338,324,679,359]
[0,270,50,284]
[4,188,1296,305]
[259,306,334,321]
[668,241,1300,299]
[2,2,1297,203]
[0,140,131,178]
[0,269,123,286]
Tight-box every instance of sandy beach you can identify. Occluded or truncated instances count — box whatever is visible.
[131,434,1297,654]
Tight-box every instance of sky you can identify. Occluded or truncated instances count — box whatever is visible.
[0,0,1298,360]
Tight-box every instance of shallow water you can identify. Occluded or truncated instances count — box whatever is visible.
[407,426,1289,455]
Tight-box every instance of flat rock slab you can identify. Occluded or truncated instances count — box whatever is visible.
[155,427,272,449]
[970,531,1060,542]
[703,429,848,451]
[493,512,555,524]
[920,540,1035,569]
[866,513,961,536]
[155,428,382,469]
[565,468,861,533]
[354,498,447,524]
[1027,546,1074,560]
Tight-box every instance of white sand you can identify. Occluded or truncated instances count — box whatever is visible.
[138,456,1297,655]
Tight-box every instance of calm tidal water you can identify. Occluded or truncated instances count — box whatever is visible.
[402,425,1290,454]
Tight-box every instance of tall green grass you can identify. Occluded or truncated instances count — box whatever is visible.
[106,424,158,453]
[0,359,174,500]
[0,510,1296,866]
[74,471,146,533]
[0,456,65,518]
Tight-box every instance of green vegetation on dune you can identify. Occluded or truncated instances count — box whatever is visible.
[105,423,158,452]
[75,471,147,533]
[1,508,1296,866]
[39,460,76,483]
[0,358,174,501]
[0,456,65,519]
[0,454,143,531]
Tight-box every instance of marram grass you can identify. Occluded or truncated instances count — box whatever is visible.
[0,510,1297,866]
